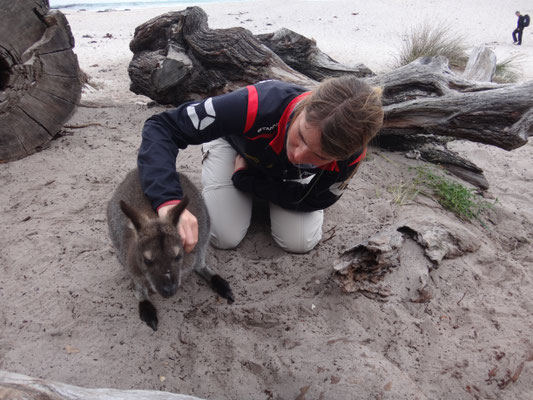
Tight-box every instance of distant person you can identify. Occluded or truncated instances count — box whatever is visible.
[513,11,529,45]
[137,76,384,254]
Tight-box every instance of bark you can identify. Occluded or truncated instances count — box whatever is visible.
[334,218,481,294]
[256,28,374,81]
[369,56,532,151]
[0,0,81,162]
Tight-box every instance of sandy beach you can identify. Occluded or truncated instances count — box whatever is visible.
[1,0,533,399]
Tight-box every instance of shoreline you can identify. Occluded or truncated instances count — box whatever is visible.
[50,0,250,12]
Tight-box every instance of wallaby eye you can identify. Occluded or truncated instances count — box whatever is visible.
[144,258,153,266]
[174,254,182,262]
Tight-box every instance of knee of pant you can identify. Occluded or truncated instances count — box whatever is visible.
[274,231,322,254]
[209,229,247,250]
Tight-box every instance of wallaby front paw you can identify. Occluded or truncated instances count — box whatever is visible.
[139,300,158,331]
[211,275,235,304]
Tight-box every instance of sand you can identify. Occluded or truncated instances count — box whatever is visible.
[1,0,533,399]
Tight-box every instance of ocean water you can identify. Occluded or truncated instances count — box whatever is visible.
[49,0,249,11]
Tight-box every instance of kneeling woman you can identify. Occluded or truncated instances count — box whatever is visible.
[138,76,384,254]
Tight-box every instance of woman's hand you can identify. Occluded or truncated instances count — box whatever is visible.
[158,205,198,253]
[234,154,248,172]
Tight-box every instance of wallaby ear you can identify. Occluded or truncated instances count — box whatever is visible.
[168,196,190,227]
[120,200,144,232]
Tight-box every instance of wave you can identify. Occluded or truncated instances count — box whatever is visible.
[49,0,246,11]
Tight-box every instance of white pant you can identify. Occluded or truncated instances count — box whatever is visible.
[201,138,323,253]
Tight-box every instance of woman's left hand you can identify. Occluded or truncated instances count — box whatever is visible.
[234,154,248,172]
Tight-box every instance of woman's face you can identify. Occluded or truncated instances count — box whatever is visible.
[286,110,334,167]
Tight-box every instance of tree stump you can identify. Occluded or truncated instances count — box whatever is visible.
[0,0,81,162]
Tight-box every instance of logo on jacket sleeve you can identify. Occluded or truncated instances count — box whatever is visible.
[187,98,216,130]
[328,181,346,197]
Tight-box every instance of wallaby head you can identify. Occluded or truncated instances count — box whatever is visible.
[119,196,191,299]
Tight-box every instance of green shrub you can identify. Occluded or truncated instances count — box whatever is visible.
[414,166,496,223]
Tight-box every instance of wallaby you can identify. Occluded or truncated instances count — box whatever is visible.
[107,168,234,331]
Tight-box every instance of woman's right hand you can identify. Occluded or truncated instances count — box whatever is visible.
[234,154,248,172]
[158,204,198,253]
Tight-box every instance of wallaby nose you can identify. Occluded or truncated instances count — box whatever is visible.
[160,286,175,298]
[160,283,176,298]
[159,274,176,298]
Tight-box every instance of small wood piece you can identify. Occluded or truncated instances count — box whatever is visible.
[334,219,481,293]
[419,146,489,190]
[462,45,497,82]
[0,370,205,400]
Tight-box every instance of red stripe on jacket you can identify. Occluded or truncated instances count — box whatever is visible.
[319,147,367,172]
[244,85,259,133]
[270,92,311,154]
[349,147,367,166]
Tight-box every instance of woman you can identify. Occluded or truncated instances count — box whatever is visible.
[138,76,384,253]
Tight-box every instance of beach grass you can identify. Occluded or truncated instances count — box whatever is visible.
[387,163,496,224]
[494,54,524,83]
[388,180,420,205]
[394,22,469,69]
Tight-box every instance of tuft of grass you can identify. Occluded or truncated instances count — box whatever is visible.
[414,166,497,223]
[493,54,524,83]
[395,22,468,69]
[388,180,420,205]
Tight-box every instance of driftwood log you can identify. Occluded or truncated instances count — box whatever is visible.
[368,55,531,188]
[128,7,314,105]
[369,56,531,151]
[0,370,205,400]
[0,0,81,162]
[128,6,533,188]
[256,28,374,81]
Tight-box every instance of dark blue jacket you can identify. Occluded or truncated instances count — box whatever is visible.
[138,80,366,212]
[517,15,528,29]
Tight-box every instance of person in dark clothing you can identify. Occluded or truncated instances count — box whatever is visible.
[138,76,384,254]
[513,11,526,45]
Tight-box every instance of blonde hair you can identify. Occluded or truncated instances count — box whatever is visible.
[295,76,384,160]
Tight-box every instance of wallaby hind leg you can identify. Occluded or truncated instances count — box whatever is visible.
[210,274,234,304]
[194,250,234,304]
[132,278,159,331]
[196,266,234,304]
